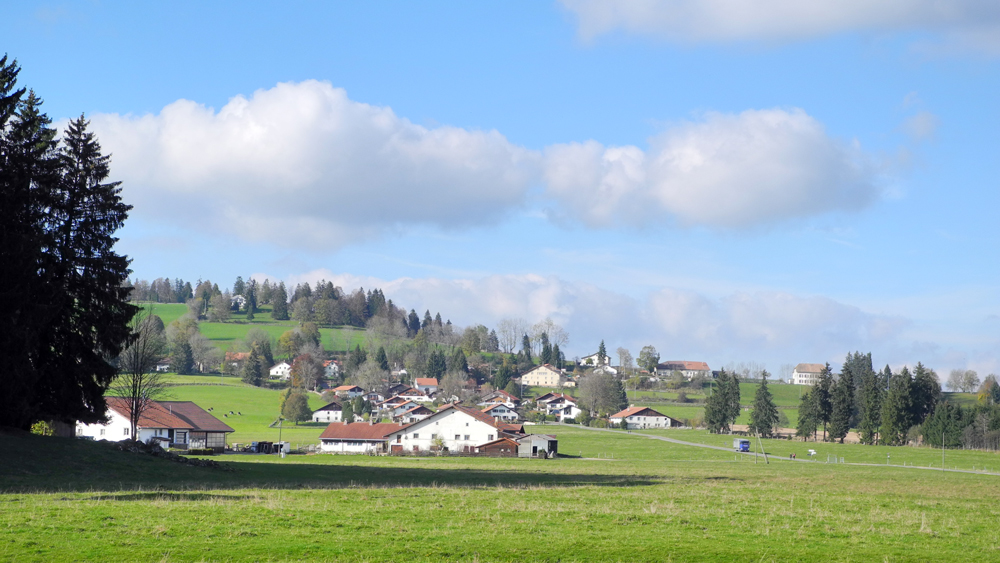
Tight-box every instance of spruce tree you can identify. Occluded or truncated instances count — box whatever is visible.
[814,364,834,440]
[450,348,468,373]
[375,346,390,371]
[241,344,263,386]
[796,388,819,441]
[828,376,853,443]
[910,362,941,426]
[521,334,533,363]
[170,340,194,375]
[271,282,289,320]
[597,340,608,365]
[341,400,354,424]
[725,371,742,429]
[233,276,246,298]
[407,310,420,336]
[749,371,779,438]
[422,310,433,329]
[427,350,446,379]
[880,366,913,445]
[858,365,884,445]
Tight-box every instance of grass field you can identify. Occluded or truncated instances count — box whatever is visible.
[4,425,1000,562]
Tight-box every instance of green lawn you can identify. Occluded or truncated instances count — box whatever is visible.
[4,426,1000,561]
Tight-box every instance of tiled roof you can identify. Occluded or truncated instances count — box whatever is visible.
[609,406,668,419]
[334,385,363,391]
[414,378,438,386]
[160,401,234,433]
[794,363,825,374]
[657,361,711,372]
[319,422,403,441]
[313,402,342,412]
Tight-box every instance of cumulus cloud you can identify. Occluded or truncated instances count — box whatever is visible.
[543,108,879,228]
[278,269,909,365]
[560,0,1000,54]
[901,110,940,142]
[90,80,539,248]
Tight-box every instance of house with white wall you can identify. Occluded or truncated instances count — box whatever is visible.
[521,364,562,387]
[414,378,438,395]
[609,406,682,430]
[312,402,343,423]
[792,363,825,385]
[77,398,233,452]
[655,361,711,380]
[269,361,292,380]
[481,403,519,422]
[318,422,402,454]
[385,404,523,454]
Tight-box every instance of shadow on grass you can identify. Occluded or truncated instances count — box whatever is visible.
[0,430,670,493]
[74,492,258,502]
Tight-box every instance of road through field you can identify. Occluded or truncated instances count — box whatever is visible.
[549,423,1000,476]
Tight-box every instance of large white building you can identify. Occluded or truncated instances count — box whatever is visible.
[77,398,233,452]
[319,422,402,454]
[792,363,825,386]
[520,364,562,387]
[386,404,523,454]
[269,361,292,380]
[609,406,682,430]
[655,361,711,380]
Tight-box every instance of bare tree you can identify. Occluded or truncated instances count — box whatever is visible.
[532,317,569,348]
[617,347,633,377]
[496,318,527,354]
[109,306,169,441]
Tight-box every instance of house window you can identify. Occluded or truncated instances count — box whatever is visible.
[464,435,470,440]
[488,434,494,441]
[431,434,437,439]
[124,428,129,435]
[454,435,461,440]
[413,433,419,439]
[465,423,469,427]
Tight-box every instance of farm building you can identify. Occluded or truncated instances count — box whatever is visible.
[655,361,711,380]
[414,377,438,394]
[792,363,825,385]
[481,403,519,422]
[475,437,520,456]
[609,406,682,430]
[269,361,292,380]
[312,402,343,423]
[333,385,365,399]
[77,398,234,452]
[517,434,558,458]
[318,422,402,454]
[386,404,526,454]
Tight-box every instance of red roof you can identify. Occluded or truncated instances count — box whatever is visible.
[334,385,363,392]
[319,422,403,441]
[414,378,438,386]
[657,361,710,372]
[609,406,669,419]
[105,398,233,432]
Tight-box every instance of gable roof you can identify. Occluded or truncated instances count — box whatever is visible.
[313,402,342,412]
[105,398,234,433]
[319,422,402,441]
[401,405,435,416]
[483,390,520,403]
[477,437,520,449]
[481,404,512,413]
[794,363,825,373]
[414,377,438,386]
[523,364,560,375]
[656,361,710,372]
[334,385,364,392]
[609,406,669,419]
[159,401,235,433]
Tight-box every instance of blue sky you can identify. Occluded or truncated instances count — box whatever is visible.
[8,1,999,377]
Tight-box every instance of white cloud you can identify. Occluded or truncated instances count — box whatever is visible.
[91,80,539,248]
[543,108,879,228]
[277,269,915,367]
[901,110,940,142]
[560,0,1000,54]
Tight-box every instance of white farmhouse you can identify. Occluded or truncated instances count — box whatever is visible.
[269,361,292,380]
[318,422,402,454]
[312,402,343,423]
[414,377,438,395]
[520,364,562,388]
[792,363,825,386]
[481,403,519,422]
[386,404,524,454]
[609,406,682,430]
[77,398,233,452]
[655,361,711,380]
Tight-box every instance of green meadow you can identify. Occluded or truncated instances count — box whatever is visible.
[3,426,1000,562]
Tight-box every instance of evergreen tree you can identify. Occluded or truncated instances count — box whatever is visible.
[233,276,246,298]
[796,388,819,440]
[422,310,433,329]
[271,282,289,320]
[347,345,367,372]
[880,366,913,445]
[540,332,552,365]
[450,348,468,373]
[612,377,628,412]
[552,343,564,370]
[920,401,965,448]
[705,370,740,433]
[281,392,311,424]
[521,334,533,363]
[725,371,742,429]
[814,363,834,440]
[910,362,941,426]
[486,330,500,353]
[828,376,853,443]
[858,365,885,445]
[375,346,390,371]
[503,380,520,399]
[245,279,257,320]
[407,310,420,337]
[597,340,608,365]
[341,400,354,424]
[749,371,779,438]
[493,358,514,391]
[434,312,443,328]
[241,344,264,386]
[170,333,194,375]
[427,350,447,379]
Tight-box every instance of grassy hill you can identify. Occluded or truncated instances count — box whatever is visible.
[4,425,1000,561]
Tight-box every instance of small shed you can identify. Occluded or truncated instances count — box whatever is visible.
[476,437,520,457]
[517,434,558,458]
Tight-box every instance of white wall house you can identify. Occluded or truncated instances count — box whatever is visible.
[521,364,562,387]
[481,403,519,422]
[414,378,438,395]
[77,398,233,452]
[270,361,292,380]
[792,363,825,386]
[312,402,343,423]
[609,406,682,430]
[333,385,365,399]
[319,422,402,454]
[655,361,711,380]
[323,360,340,378]
[386,405,517,454]
[581,353,610,367]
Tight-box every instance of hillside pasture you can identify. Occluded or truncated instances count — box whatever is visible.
[3,427,1000,561]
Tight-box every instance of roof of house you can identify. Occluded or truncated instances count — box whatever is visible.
[313,402,342,412]
[105,398,234,433]
[656,361,711,372]
[159,401,235,433]
[334,385,364,392]
[436,404,522,432]
[225,352,250,362]
[794,363,826,374]
[516,434,557,443]
[401,405,435,416]
[609,406,670,419]
[477,437,520,449]
[318,422,403,441]
[414,377,438,386]
[523,364,560,375]
[484,390,520,402]
[545,393,576,404]
[481,404,512,413]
